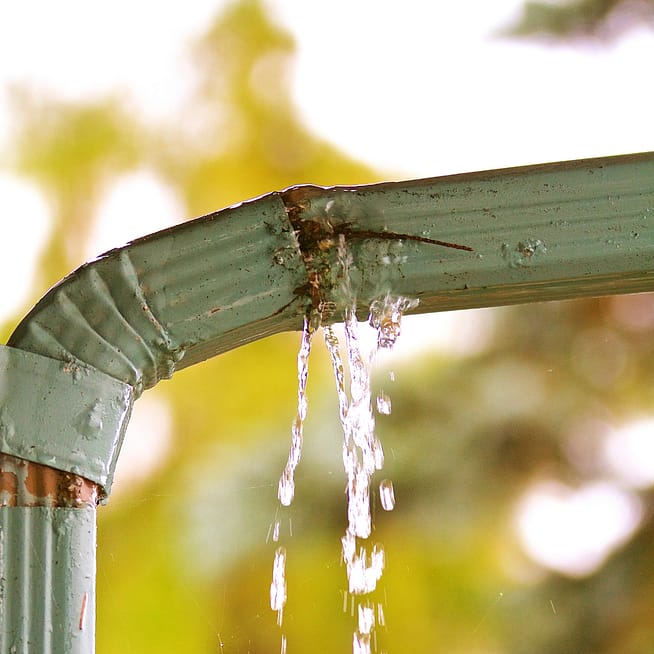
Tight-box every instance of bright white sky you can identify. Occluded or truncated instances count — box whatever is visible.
[1,1,653,572]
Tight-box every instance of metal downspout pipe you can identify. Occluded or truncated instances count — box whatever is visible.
[1,151,653,651]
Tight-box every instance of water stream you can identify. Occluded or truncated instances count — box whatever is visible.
[271,236,417,653]
[277,313,317,508]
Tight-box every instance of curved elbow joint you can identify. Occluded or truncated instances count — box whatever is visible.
[2,189,315,497]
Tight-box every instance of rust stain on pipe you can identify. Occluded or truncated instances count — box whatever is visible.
[0,453,98,507]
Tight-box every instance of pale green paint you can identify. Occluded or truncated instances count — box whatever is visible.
[8,194,307,395]
[0,507,96,653]
[291,151,654,315]
[0,346,133,494]
[8,153,654,401]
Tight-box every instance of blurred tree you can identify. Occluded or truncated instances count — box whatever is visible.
[3,0,654,653]
[158,0,376,215]
[8,92,138,282]
[505,0,654,39]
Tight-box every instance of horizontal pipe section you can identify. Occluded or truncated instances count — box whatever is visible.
[283,151,654,315]
[9,153,654,399]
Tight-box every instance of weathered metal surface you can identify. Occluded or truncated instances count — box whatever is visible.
[9,153,654,399]
[0,346,133,495]
[0,454,98,508]
[9,194,307,395]
[0,506,96,653]
[283,151,654,316]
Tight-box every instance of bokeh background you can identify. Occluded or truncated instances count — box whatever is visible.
[2,1,654,652]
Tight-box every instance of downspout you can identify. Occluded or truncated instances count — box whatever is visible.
[1,151,653,651]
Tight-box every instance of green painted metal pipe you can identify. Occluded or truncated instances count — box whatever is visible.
[0,505,96,653]
[1,151,654,652]
[8,151,654,396]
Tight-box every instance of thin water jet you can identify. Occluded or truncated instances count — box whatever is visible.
[277,313,318,508]
[271,235,415,653]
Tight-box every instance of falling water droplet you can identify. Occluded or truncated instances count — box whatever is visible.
[277,314,317,507]
[373,438,384,470]
[369,294,419,349]
[379,479,395,511]
[272,519,281,542]
[278,468,294,507]
[270,546,287,625]
[358,603,375,635]
[376,393,392,415]
[377,602,386,627]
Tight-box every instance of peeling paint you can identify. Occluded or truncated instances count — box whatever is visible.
[0,454,98,508]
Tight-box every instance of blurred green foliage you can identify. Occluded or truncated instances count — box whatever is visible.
[506,0,654,39]
[3,1,654,652]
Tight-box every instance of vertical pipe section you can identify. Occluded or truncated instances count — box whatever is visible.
[0,347,133,654]
[0,487,96,653]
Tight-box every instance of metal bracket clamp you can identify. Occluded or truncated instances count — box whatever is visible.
[0,344,133,497]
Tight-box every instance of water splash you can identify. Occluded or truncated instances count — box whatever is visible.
[272,314,316,647]
[369,294,419,349]
[341,304,382,541]
[278,314,317,507]
[272,232,415,652]
[341,296,414,650]
[325,239,415,653]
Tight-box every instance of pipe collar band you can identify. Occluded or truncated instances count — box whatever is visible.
[0,345,133,497]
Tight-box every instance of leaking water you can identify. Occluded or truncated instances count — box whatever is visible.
[270,546,287,626]
[272,518,281,542]
[376,393,392,415]
[379,479,395,511]
[272,235,416,653]
[277,314,317,507]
